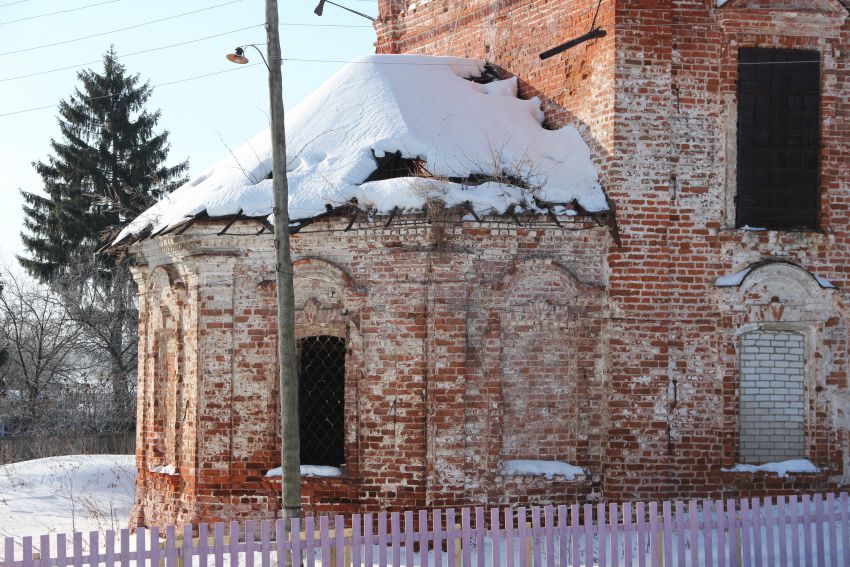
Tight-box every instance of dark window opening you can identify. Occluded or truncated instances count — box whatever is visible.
[736,48,821,230]
[298,335,346,467]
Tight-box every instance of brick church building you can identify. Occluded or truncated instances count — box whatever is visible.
[113,0,850,528]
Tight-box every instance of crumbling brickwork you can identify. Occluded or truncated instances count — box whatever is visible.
[129,0,850,528]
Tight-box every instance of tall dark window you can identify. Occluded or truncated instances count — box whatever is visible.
[298,335,346,467]
[736,48,821,230]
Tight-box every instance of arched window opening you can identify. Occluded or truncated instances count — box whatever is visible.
[298,335,346,467]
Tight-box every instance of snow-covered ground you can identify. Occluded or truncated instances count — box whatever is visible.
[0,455,135,541]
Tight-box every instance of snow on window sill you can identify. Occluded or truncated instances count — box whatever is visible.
[265,465,343,478]
[149,464,178,476]
[498,460,585,481]
[720,459,820,478]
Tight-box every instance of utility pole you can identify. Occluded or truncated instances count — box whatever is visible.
[265,0,302,522]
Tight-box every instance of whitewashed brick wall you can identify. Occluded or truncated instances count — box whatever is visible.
[739,331,806,463]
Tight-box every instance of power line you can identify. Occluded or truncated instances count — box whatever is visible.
[0,24,265,83]
[0,62,263,118]
[0,0,246,57]
[0,0,122,27]
[0,0,30,8]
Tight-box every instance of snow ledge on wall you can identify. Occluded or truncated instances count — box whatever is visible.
[499,460,585,480]
[720,459,820,478]
[265,465,343,478]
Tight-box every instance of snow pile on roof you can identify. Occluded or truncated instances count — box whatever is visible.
[265,465,342,478]
[115,54,606,245]
[0,455,136,541]
[150,463,177,475]
[721,459,820,478]
[499,459,585,480]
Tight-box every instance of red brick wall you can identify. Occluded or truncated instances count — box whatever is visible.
[129,0,850,528]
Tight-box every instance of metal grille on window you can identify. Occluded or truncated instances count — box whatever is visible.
[298,335,346,467]
[736,47,821,230]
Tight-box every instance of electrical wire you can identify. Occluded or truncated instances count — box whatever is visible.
[0,0,246,57]
[0,24,266,83]
[0,0,122,27]
[0,62,263,118]
[0,0,30,8]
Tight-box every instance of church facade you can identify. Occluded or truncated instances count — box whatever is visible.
[121,0,850,528]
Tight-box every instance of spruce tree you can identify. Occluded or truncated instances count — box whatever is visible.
[18,48,188,427]
[19,47,188,279]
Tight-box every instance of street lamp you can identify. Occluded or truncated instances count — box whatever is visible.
[227,1,301,523]
[313,0,375,21]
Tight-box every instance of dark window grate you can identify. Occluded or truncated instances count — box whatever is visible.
[736,47,821,230]
[298,335,346,467]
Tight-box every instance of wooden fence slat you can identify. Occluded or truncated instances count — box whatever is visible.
[492,507,502,567]
[597,503,607,567]
[72,532,82,567]
[840,493,849,565]
[166,525,177,567]
[319,516,330,567]
[726,498,738,567]
[432,509,442,567]
[57,533,67,567]
[544,506,555,567]
[814,493,825,567]
[305,516,316,567]
[688,500,699,567]
[662,500,673,567]
[570,504,580,567]
[714,499,726,567]
[352,515,362,567]
[609,502,619,567]
[777,496,788,567]
[826,493,837,567]
[149,526,159,567]
[260,520,270,567]
[274,520,285,567]
[475,508,486,567]
[674,500,686,567]
[89,531,99,567]
[415,510,426,567]
[740,498,752,567]
[461,508,472,567]
[583,504,594,567]
[648,502,659,567]
[505,507,515,567]
[635,502,646,567]
[183,524,194,567]
[447,509,458,567]
[22,536,32,567]
[391,512,401,567]
[802,494,813,566]
[290,517,302,567]
[622,502,633,567]
[701,500,714,567]
[377,512,388,567]
[230,521,241,567]
[245,520,256,567]
[531,507,542,567]
[519,507,530,567]
[39,533,51,567]
[214,522,225,567]
[789,495,801,567]
[4,536,13,567]
[752,498,763,567]
[403,511,413,567]
[763,497,775,567]
[556,506,568,567]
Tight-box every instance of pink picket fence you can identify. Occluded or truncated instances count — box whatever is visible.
[2,492,848,566]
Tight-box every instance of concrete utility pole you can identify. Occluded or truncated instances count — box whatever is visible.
[266,0,302,521]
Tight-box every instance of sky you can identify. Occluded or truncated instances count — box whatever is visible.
[0,0,379,265]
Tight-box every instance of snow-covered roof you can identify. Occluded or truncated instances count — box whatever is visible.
[113,54,607,246]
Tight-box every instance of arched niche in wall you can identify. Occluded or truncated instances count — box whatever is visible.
[491,258,606,467]
[143,265,186,472]
[715,259,842,467]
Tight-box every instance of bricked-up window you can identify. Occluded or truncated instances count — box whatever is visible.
[298,335,346,467]
[739,331,806,463]
[736,48,821,230]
